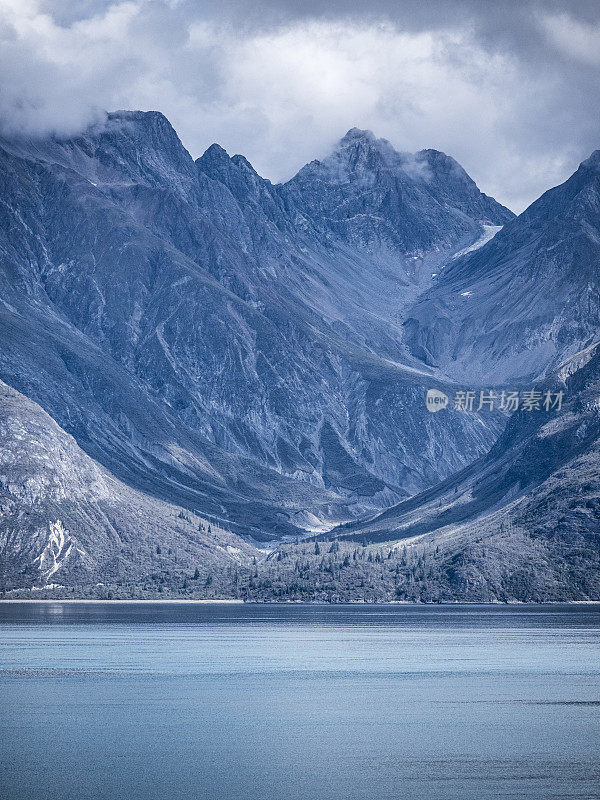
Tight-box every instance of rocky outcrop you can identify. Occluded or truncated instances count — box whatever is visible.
[0,380,258,589]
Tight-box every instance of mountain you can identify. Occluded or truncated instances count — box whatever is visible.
[319,345,600,601]
[403,150,600,383]
[0,111,509,551]
[10,342,597,599]
[3,109,596,598]
[0,380,258,591]
[283,128,512,259]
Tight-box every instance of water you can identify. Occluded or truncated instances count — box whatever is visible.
[1,602,599,800]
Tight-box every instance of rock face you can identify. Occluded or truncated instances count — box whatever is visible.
[325,347,600,600]
[0,381,258,590]
[283,129,512,256]
[0,112,508,550]
[1,109,597,595]
[404,150,600,383]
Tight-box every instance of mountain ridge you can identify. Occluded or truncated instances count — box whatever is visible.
[1,109,597,594]
[0,110,508,549]
[403,147,600,382]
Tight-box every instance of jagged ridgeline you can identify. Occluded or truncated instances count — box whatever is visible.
[0,111,598,598]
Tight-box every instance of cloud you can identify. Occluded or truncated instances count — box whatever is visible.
[540,12,600,66]
[0,0,598,212]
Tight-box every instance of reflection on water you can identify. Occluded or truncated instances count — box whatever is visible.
[1,603,599,800]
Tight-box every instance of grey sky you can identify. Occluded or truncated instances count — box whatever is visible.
[1,0,598,211]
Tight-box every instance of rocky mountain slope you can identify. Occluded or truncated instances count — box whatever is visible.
[404,150,600,383]
[0,112,509,546]
[0,380,258,590]
[283,128,513,257]
[1,109,598,597]
[316,346,600,600]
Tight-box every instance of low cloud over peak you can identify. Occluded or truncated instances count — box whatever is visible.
[0,0,598,212]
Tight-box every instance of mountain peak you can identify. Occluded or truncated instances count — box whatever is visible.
[321,127,401,177]
[196,145,264,187]
[97,109,195,174]
[581,149,600,171]
[197,142,231,165]
[231,153,260,175]
[340,127,378,145]
[337,128,396,158]
[416,148,474,186]
[105,109,177,138]
[417,148,461,170]
[107,109,168,123]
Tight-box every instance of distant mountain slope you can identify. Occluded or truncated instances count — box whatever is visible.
[320,347,600,600]
[404,150,600,383]
[0,111,508,542]
[0,381,259,590]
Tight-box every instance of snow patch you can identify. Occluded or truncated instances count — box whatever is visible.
[453,224,502,259]
[34,520,73,580]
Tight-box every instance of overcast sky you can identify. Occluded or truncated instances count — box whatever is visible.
[0,0,598,211]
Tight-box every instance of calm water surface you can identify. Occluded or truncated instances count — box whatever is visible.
[0,602,599,800]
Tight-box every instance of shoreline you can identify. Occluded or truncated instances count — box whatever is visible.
[0,598,245,604]
[0,598,598,605]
